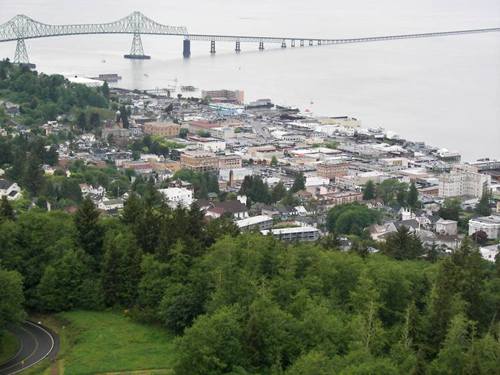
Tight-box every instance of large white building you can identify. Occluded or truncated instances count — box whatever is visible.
[159,187,194,209]
[261,226,320,242]
[236,215,273,231]
[438,165,491,198]
[468,215,500,240]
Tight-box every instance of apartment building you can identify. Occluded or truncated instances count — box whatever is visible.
[143,122,180,138]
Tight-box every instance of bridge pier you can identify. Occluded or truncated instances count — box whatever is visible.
[300,40,304,47]
[281,40,286,48]
[259,41,264,50]
[235,41,241,53]
[291,40,295,47]
[210,40,216,54]
[183,39,191,58]
[309,40,313,46]
[124,32,150,59]
[318,40,322,46]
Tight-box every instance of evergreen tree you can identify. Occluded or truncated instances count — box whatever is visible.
[22,153,44,196]
[0,196,15,221]
[76,111,87,130]
[119,105,130,128]
[121,193,144,226]
[291,172,306,193]
[382,226,424,260]
[74,197,104,265]
[363,180,376,200]
[89,112,101,129]
[101,232,142,307]
[101,81,110,99]
[407,182,419,210]
[475,188,491,216]
[271,181,287,203]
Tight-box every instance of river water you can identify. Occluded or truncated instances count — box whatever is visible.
[1,0,499,161]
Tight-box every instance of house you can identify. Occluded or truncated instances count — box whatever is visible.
[205,200,249,219]
[98,198,124,212]
[0,179,22,200]
[435,219,458,236]
[479,244,499,262]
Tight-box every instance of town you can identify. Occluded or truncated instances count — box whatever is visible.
[1,73,499,262]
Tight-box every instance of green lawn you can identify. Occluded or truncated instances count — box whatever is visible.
[25,311,176,375]
[59,311,176,375]
[0,330,20,365]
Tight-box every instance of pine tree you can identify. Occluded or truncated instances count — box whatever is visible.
[407,182,419,210]
[291,172,305,193]
[74,197,104,266]
[0,196,15,221]
[475,188,491,216]
[363,180,376,200]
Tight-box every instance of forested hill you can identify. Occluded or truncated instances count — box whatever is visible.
[1,194,499,374]
[0,59,109,126]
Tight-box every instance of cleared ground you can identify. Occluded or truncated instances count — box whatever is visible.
[24,311,176,375]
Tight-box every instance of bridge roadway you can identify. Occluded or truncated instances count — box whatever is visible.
[0,11,499,63]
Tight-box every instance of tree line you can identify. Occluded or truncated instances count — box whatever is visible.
[0,192,499,374]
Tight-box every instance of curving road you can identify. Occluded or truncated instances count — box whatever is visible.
[0,321,58,375]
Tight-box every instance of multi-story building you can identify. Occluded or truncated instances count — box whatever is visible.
[159,187,194,209]
[438,165,491,198]
[316,161,349,179]
[469,215,500,240]
[317,191,363,207]
[201,89,244,104]
[261,226,320,242]
[218,154,243,170]
[236,215,273,231]
[143,122,180,138]
[180,150,219,172]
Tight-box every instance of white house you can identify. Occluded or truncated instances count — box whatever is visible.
[159,187,194,209]
[468,215,500,240]
[0,179,21,200]
[435,219,458,236]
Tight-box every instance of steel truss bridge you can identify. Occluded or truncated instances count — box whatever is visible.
[1,11,499,65]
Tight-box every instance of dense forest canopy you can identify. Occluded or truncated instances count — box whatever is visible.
[0,60,109,125]
[0,192,499,374]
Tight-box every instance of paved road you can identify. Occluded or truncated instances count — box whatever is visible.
[0,321,58,375]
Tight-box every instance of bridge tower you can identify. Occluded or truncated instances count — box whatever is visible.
[235,41,241,53]
[259,41,264,50]
[124,32,150,59]
[13,39,30,65]
[210,40,216,54]
[124,12,151,59]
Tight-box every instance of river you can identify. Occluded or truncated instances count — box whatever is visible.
[1,0,499,161]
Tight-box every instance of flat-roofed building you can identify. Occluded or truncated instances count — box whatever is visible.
[236,215,273,231]
[261,226,320,242]
[316,161,349,179]
[143,122,180,138]
[219,154,243,170]
[180,150,219,172]
[469,215,500,240]
[201,89,244,104]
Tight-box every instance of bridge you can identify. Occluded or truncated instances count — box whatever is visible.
[1,11,499,66]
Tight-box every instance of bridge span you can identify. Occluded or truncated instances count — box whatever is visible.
[0,11,499,66]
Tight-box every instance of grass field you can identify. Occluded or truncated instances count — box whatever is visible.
[26,311,176,375]
[0,330,20,365]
